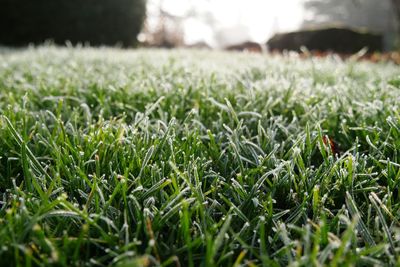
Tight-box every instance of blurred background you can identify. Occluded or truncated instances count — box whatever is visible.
[0,0,399,54]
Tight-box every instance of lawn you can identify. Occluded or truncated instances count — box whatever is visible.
[0,46,400,266]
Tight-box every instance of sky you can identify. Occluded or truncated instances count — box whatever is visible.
[145,0,305,47]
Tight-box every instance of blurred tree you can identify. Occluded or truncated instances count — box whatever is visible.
[392,0,400,26]
[141,0,184,48]
[141,0,215,47]
[0,0,146,46]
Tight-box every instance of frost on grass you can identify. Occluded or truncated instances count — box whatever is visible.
[0,46,400,266]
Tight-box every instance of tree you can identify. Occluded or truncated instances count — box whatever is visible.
[391,0,400,22]
[0,0,146,47]
[141,0,216,47]
[391,0,400,40]
[141,0,185,48]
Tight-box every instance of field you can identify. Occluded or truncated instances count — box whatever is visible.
[0,46,400,266]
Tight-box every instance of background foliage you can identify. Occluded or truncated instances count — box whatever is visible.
[0,0,146,46]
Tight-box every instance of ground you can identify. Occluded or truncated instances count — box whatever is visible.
[0,47,399,266]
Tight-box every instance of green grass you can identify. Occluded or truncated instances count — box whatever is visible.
[0,46,400,266]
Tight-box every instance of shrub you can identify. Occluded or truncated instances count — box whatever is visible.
[267,27,383,53]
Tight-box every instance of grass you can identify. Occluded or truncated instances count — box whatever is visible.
[0,46,399,266]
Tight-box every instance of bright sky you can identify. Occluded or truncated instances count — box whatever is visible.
[146,0,305,47]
